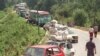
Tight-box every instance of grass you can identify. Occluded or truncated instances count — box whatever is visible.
[0,11,6,19]
[0,10,45,56]
[74,26,89,31]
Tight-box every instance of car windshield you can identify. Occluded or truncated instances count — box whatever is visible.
[68,29,74,34]
[24,47,44,56]
[48,42,58,45]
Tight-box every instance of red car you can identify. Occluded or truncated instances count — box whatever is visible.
[24,45,65,56]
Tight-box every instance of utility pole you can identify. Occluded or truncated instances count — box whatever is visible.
[36,2,40,36]
[93,0,97,25]
[37,10,40,35]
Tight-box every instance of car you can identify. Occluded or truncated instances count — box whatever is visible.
[49,28,78,43]
[67,28,78,43]
[46,40,75,56]
[24,45,65,56]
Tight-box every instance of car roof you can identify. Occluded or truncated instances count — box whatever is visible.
[30,45,57,49]
[47,40,67,43]
[30,10,49,15]
[46,40,67,46]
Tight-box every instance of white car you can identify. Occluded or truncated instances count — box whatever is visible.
[67,29,78,43]
[49,28,78,43]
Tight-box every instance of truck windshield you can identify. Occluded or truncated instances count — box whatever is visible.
[24,47,44,56]
[33,14,51,24]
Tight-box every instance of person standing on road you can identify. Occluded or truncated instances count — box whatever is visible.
[86,38,96,56]
[93,25,98,38]
[89,26,94,40]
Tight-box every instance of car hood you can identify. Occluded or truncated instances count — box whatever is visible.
[67,34,78,38]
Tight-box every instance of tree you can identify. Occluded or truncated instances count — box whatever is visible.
[73,9,88,26]
[25,0,39,9]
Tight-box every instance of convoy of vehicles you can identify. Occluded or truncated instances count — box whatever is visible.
[15,3,52,26]
[44,21,78,43]
[15,3,78,56]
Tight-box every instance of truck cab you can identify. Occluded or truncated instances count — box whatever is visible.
[15,3,29,17]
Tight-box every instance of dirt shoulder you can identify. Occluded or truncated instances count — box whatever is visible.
[74,26,100,34]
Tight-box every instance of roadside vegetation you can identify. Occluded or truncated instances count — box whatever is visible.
[0,8,45,56]
[0,11,6,19]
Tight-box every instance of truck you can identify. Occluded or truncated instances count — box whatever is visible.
[15,3,29,17]
[29,10,52,27]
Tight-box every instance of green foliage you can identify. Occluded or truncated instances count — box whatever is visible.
[96,12,100,30]
[67,17,74,22]
[52,4,69,15]
[73,9,88,26]
[51,2,85,24]
[51,4,71,20]
[26,0,57,11]
[25,0,39,9]
[0,11,45,56]
[0,11,6,19]
[40,0,57,11]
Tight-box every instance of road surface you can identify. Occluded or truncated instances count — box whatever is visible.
[70,28,100,56]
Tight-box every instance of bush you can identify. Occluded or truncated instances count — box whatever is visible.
[73,9,88,26]
[51,4,70,18]
[0,11,6,19]
[0,11,45,56]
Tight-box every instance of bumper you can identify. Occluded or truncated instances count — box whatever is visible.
[72,36,78,43]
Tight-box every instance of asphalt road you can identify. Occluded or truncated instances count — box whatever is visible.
[70,28,100,56]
